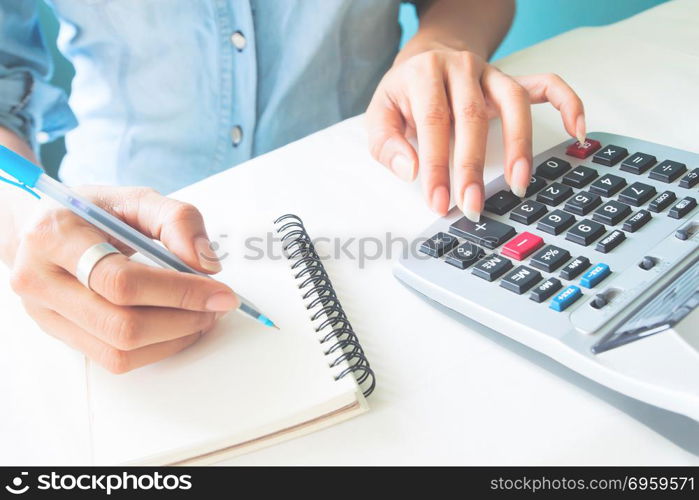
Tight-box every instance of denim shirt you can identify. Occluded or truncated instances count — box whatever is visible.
[0,1,404,193]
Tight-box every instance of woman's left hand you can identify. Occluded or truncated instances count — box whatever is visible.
[365,43,585,221]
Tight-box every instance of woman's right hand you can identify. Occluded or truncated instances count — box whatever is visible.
[8,185,239,373]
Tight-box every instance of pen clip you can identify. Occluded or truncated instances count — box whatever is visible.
[0,174,40,199]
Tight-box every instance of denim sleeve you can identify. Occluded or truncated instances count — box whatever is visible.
[0,2,76,152]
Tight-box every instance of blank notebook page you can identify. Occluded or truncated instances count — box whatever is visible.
[87,211,362,465]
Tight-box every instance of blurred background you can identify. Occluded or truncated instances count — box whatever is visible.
[37,0,668,176]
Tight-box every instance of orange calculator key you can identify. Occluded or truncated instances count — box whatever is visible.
[566,139,601,159]
[501,232,544,261]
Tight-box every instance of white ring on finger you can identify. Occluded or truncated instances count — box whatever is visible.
[76,242,121,290]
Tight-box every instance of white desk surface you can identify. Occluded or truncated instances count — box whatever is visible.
[2,0,698,465]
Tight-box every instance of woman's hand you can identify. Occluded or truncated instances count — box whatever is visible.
[8,186,237,373]
[366,44,585,221]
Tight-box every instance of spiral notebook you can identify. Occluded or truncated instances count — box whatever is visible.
[86,215,375,465]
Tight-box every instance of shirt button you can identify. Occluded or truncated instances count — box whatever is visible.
[230,31,247,51]
[230,126,243,147]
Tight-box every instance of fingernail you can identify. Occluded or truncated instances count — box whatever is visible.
[510,158,530,198]
[195,236,222,273]
[205,292,238,312]
[461,184,482,222]
[391,154,414,182]
[430,185,450,215]
[575,114,586,145]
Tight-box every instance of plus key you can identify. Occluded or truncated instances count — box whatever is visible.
[501,231,544,261]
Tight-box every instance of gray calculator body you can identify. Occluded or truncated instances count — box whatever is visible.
[394,133,699,421]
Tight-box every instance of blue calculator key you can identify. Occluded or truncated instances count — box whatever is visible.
[549,285,582,312]
[580,263,611,288]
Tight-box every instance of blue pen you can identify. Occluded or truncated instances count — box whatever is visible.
[0,145,278,329]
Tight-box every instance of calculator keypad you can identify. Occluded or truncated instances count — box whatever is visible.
[617,182,657,206]
[564,191,601,216]
[649,160,687,183]
[566,219,606,246]
[536,157,571,179]
[537,182,573,206]
[592,200,631,225]
[449,216,516,249]
[500,265,542,294]
[589,174,626,196]
[562,166,598,188]
[510,200,548,225]
[484,190,521,215]
[648,190,676,213]
[620,152,656,174]
[472,254,513,281]
[445,242,485,269]
[537,210,576,235]
[593,145,628,166]
[414,134,699,318]
[420,232,458,257]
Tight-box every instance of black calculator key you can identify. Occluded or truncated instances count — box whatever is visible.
[445,242,485,269]
[472,254,513,281]
[679,168,699,189]
[566,219,606,246]
[530,278,563,303]
[622,210,651,232]
[564,191,601,215]
[510,200,548,225]
[589,174,627,197]
[592,200,632,225]
[618,182,657,207]
[537,182,573,206]
[620,152,656,174]
[648,190,677,213]
[449,215,516,250]
[562,166,598,188]
[536,210,576,235]
[420,232,458,257]
[535,157,571,180]
[484,190,521,215]
[530,245,571,272]
[559,256,591,280]
[592,144,628,166]
[596,230,626,253]
[500,265,542,294]
[649,160,687,183]
[525,176,547,197]
[668,197,697,219]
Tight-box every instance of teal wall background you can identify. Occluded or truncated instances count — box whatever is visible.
[399,0,668,59]
[38,0,668,175]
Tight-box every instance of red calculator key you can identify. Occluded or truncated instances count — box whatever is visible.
[501,232,544,261]
[566,139,601,159]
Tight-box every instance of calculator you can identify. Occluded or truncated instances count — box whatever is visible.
[394,133,699,421]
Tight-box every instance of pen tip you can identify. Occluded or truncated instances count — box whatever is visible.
[259,315,279,329]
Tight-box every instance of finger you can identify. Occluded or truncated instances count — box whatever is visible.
[89,187,222,274]
[483,67,532,197]
[407,56,452,215]
[366,93,418,182]
[514,73,586,143]
[447,63,489,222]
[28,272,219,350]
[88,255,239,311]
[35,217,238,312]
[25,302,203,374]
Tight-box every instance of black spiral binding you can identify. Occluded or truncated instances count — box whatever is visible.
[274,214,376,397]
